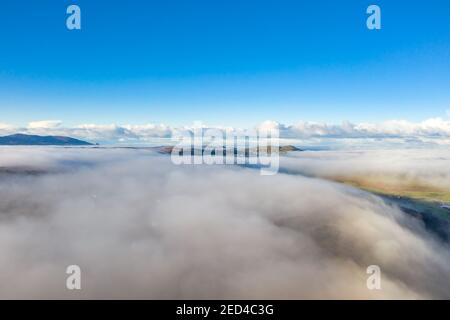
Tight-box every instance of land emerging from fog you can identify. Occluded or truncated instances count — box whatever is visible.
[280,148,450,242]
[327,174,450,241]
[154,145,303,155]
[0,133,93,146]
[329,174,450,203]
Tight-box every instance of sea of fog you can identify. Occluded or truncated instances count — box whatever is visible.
[0,146,449,299]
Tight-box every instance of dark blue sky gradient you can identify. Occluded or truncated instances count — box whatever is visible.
[0,0,449,126]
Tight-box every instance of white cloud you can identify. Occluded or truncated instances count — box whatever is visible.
[0,148,449,298]
[272,118,450,139]
[1,118,450,144]
[281,148,450,190]
[27,120,62,129]
[0,123,15,132]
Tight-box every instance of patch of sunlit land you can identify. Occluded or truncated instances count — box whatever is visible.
[329,175,450,203]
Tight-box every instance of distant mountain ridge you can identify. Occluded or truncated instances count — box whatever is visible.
[0,134,93,146]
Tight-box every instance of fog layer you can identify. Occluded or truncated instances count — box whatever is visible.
[0,147,449,299]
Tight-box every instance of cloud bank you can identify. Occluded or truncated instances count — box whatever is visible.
[0,147,449,299]
[1,118,450,144]
[280,148,450,190]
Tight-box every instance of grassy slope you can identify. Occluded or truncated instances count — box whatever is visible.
[329,175,450,203]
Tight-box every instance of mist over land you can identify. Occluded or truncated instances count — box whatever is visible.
[0,146,449,299]
[1,0,449,301]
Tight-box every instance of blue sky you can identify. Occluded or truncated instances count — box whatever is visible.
[0,0,449,127]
